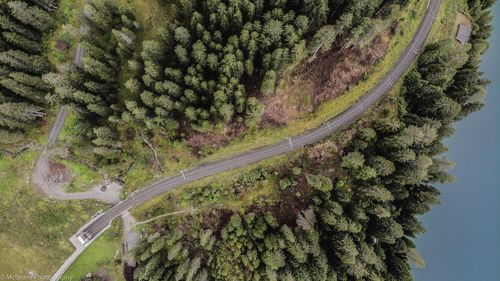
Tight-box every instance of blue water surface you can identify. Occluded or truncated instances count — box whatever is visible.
[413,2,500,281]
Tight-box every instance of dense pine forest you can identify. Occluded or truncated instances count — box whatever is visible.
[0,0,56,144]
[0,0,495,280]
[132,0,495,280]
[35,0,411,162]
[44,0,139,161]
[122,0,408,133]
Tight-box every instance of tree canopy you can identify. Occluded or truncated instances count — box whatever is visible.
[132,1,495,280]
[0,0,55,141]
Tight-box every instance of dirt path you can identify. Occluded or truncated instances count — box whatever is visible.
[32,154,122,204]
[32,39,123,204]
[121,211,140,266]
[120,209,192,266]
[41,14,128,281]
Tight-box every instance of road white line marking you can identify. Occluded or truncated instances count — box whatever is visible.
[181,170,186,180]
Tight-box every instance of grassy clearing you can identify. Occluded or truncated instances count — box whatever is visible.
[0,233,52,276]
[0,151,106,276]
[428,0,470,42]
[46,0,84,65]
[64,223,123,281]
[58,111,78,142]
[122,138,195,192]
[131,150,300,220]
[61,159,102,192]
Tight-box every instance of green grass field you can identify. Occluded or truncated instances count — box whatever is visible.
[61,159,102,192]
[0,151,106,276]
[64,223,123,280]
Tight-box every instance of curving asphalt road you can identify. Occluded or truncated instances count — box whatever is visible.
[79,0,441,241]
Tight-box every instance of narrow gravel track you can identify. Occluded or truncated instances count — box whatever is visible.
[32,155,122,203]
[34,39,122,203]
[48,39,84,146]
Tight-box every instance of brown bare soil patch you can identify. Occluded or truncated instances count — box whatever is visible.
[200,208,234,234]
[46,158,72,184]
[83,268,111,281]
[307,140,338,164]
[186,131,229,151]
[187,27,393,150]
[259,85,308,127]
[245,176,313,226]
[186,122,245,153]
[455,12,472,28]
[260,33,390,127]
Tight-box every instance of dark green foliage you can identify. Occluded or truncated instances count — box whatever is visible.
[123,0,399,134]
[0,128,23,144]
[44,0,139,161]
[7,1,55,32]
[181,168,271,205]
[306,174,333,192]
[1,31,43,53]
[135,209,328,281]
[133,1,494,279]
[92,126,121,161]
[0,0,54,140]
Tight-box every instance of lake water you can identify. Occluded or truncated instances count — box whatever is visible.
[413,2,500,281]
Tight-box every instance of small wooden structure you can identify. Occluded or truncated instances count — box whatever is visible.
[56,40,71,51]
[456,24,472,44]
